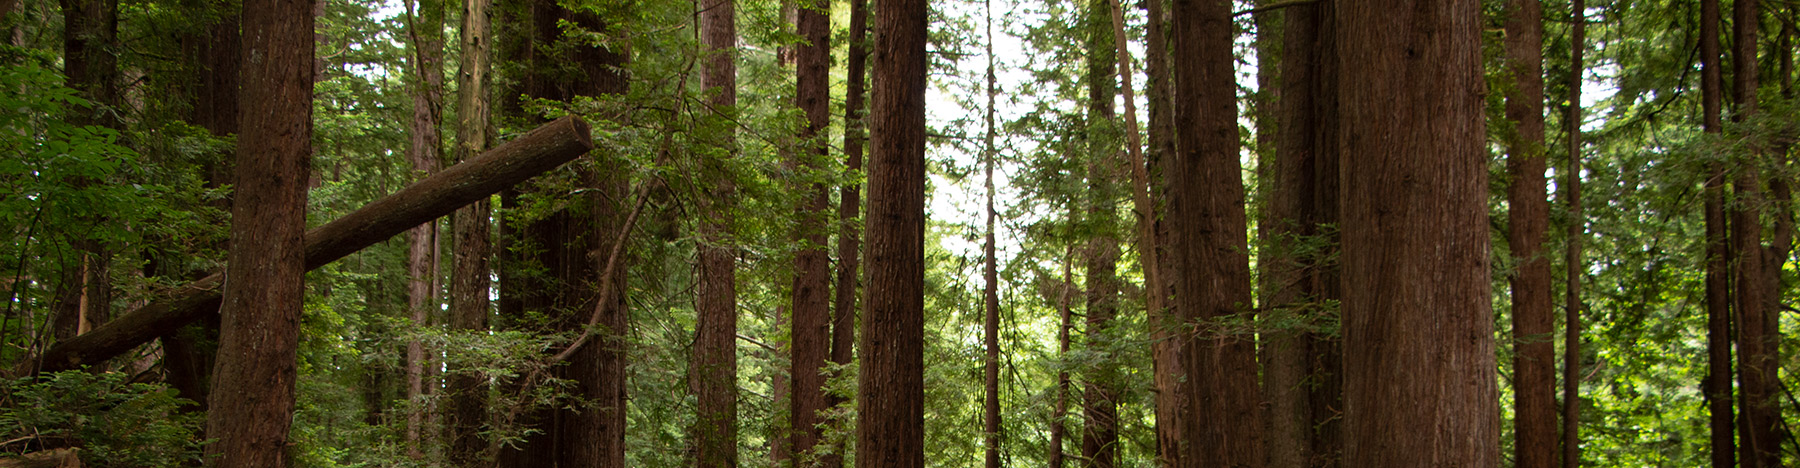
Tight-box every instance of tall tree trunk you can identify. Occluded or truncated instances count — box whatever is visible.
[1139,1,1181,464]
[1264,0,1340,465]
[1105,4,1166,464]
[1699,0,1735,465]
[1081,1,1120,466]
[790,0,833,464]
[446,0,493,461]
[1501,0,1553,466]
[202,0,312,462]
[56,0,120,347]
[1167,0,1264,465]
[403,0,447,457]
[981,2,1002,468]
[825,0,868,465]
[1730,2,1780,466]
[1561,1,1586,466]
[1335,0,1499,466]
[693,0,740,466]
[856,0,926,464]
[1050,254,1073,468]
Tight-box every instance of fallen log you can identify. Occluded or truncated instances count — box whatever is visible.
[28,116,593,374]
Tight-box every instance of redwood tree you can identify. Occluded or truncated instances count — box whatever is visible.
[1729,1,1779,466]
[1335,0,1500,465]
[1167,0,1264,464]
[1699,0,1734,465]
[693,0,740,466]
[1080,1,1121,466]
[856,0,926,464]
[445,0,493,461]
[790,0,833,464]
[202,0,313,463]
[1501,0,1554,466]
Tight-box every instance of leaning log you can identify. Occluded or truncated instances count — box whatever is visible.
[29,116,594,374]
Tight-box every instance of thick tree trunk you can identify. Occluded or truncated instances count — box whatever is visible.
[1699,0,1735,465]
[1263,0,1340,466]
[1729,2,1780,466]
[201,0,313,462]
[30,117,593,374]
[445,0,493,461]
[1138,1,1180,464]
[403,0,447,456]
[692,0,740,467]
[824,0,868,465]
[1335,0,1499,466]
[856,0,926,465]
[790,0,833,464]
[1501,0,1554,466]
[1167,0,1264,465]
[981,4,1003,468]
[1561,1,1586,466]
[1081,1,1121,466]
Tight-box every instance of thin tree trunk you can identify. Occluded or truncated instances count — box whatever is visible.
[824,0,868,464]
[1050,250,1074,468]
[445,0,493,460]
[1167,0,1264,465]
[772,305,791,466]
[202,0,312,462]
[403,0,447,456]
[1081,1,1121,466]
[1730,1,1779,466]
[981,2,1002,468]
[790,0,833,464]
[1105,7,1164,465]
[1501,0,1554,466]
[1139,1,1180,464]
[1335,0,1499,465]
[1700,0,1735,464]
[1561,1,1585,466]
[693,0,739,466]
[56,0,120,347]
[856,0,926,464]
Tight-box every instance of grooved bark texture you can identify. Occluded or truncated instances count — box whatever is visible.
[824,0,867,465]
[790,0,833,463]
[1168,0,1263,465]
[1264,1,1340,466]
[856,0,926,465]
[693,0,739,466]
[1138,0,1181,463]
[446,0,492,461]
[1699,0,1734,465]
[1335,0,1499,466]
[1501,0,1554,466]
[403,0,447,455]
[202,0,313,462]
[1729,1,1779,465]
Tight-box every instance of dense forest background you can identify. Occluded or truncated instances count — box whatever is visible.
[1,0,1797,466]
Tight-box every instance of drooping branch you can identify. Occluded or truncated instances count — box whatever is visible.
[26,116,594,374]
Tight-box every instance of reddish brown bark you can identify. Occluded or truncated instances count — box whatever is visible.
[790,1,833,464]
[1263,0,1340,466]
[1730,1,1780,466]
[693,0,739,466]
[981,4,1002,468]
[1562,1,1586,466]
[1139,0,1180,463]
[1167,0,1264,465]
[824,0,868,465]
[1335,0,1500,466]
[402,0,447,456]
[856,0,926,465]
[201,0,313,462]
[1700,0,1734,465]
[1502,0,1554,466]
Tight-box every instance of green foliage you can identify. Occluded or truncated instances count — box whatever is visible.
[0,371,203,467]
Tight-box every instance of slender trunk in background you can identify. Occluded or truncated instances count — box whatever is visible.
[1561,1,1586,466]
[981,2,1002,468]
[202,0,313,462]
[55,0,120,345]
[164,2,240,412]
[1049,251,1074,468]
[446,0,493,461]
[825,0,869,464]
[1501,0,1553,466]
[790,0,833,464]
[693,0,740,466]
[1699,0,1735,464]
[772,305,792,466]
[1081,1,1120,466]
[1264,0,1340,465]
[1730,2,1779,466]
[403,0,447,456]
[1139,1,1180,463]
[1105,9,1162,465]
[1336,0,1499,465]
[856,0,927,464]
[1168,0,1264,465]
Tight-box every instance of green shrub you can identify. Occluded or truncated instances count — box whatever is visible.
[0,370,205,467]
